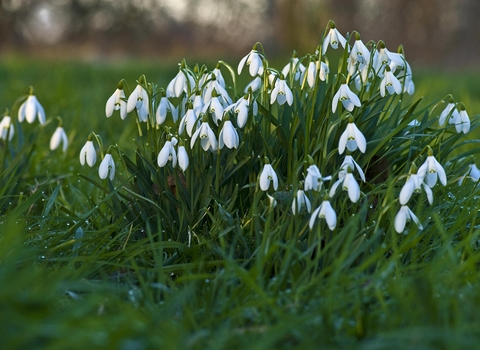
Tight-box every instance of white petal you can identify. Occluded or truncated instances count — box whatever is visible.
[394,206,408,233]
[86,141,97,167]
[106,92,116,118]
[399,178,414,205]
[321,200,337,230]
[238,53,249,75]
[352,123,367,153]
[346,173,360,203]
[423,183,433,205]
[178,146,189,171]
[127,88,139,113]
[259,165,271,191]
[309,207,321,229]
[338,128,348,154]
[157,143,171,167]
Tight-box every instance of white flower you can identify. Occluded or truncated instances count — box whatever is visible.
[338,122,367,154]
[156,96,177,124]
[166,67,195,98]
[79,139,96,167]
[309,200,337,230]
[302,59,329,89]
[270,77,293,106]
[282,56,306,81]
[329,171,361,203]
[212,66,226,87]
[458,164,480,185]
[244,77,262,93]
[439,101,458,127]
[50,126,68,152]
[332,84,361,113]
[339,155,366,182]
[267,194,277,208]
[191,121,217,151]
[158,138,178,167]
[219,120,239,149]
[202,94,225,125]
[238,48,264,77]
[380,66,402,97]
[304,164,331,191]
[455,105,470,134]
[18,94,46,124]
[259,163,278,191]
[399,173,433,205]
[179,107,199,137]
[127,83,150,121]
[193,93,205,118]
[394,205,423,233]
[348,36,370,76]
[322,21,346,54]
[99,153,115,180]
[417,155,447,188]
[0,115,14,141]
[105,86,127,120]
[292,189,311,214]
[178,145,189,171]
[203,77,232,105]
[408,119,421,127]
[373,42,405,76]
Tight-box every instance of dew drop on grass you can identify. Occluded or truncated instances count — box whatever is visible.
[205,279,210,283]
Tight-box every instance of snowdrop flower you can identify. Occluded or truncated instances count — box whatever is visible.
[238,45,264,77]
[259,161,278,191]
[394,205,423,233]
[178,143,189,172]
[348,33,370,76]
[267,194,277,208]
[218,119,239,149]
[301,58,329,89]
[417,149,447,188]
[339,154,366,182]
[304,164,331,191]
[401,60,415,95]
[270,76,293,106]
[18,89,46,124]
[0,115,14,141]
[338,120,367,154]
[399,171,433,205]
[158,137,178,167]
[329,168,361,203]
[179,104,199,137]
[225,95,250,128]
[244,77,262,93]
[105,81,127,120]
[50,126,68,152]
[202,90,225,125]
[458,164,480,185]
[332,84,361,113]
[380,66,402,97]
[455,103,470,134]
[79,136,96,167]
[127,79,150,122]
[322,20,346,54]
[292,189,311,214]
[99,151,115,180]
[203,76,232,105]
[167,62,196,98]
[156,93,177,124]
[438,98,458,127]
[282,54,306,81]
[309,199,337,230]
[408,119,421,127]
[373,41,405,76]
[190,118,217,151]
[212,63,226,87]
[193,92,205,118]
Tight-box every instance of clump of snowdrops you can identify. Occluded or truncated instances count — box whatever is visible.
[73,20,478,262]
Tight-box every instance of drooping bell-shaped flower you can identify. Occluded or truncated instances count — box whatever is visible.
[329,167,361,203]
[417,148,447,188]
[270,75,293,106]
[322,20,346,54]
[282,53,306,81]
[203,75,232,106]
[127,76,150,122]
[158,136,178,168]
[394,205,423,233]
[399,165,433,205]
[380,65,402,97]
[156,92,177,125]
[79,135,97,167]
[339,154,366,182]
[218,118,239,149]
[50,125,68,153]
[348,33,370,77]
[190,116,217,151]
[455,103,470,134]
[18,87,46,124]
[309,199,337,230]
[238,44,264,77]
[304,160,332,192]
[0,114,14,141]
[292,189,311,215]
[106,80,127,120]
[179,103,199,137]
[177,143,189,172]
[166,61,196,98]
[438,97,458,127]
[338,119,367,154]
[458,164,480,185]
[99,151,116,181]
[244,77,262,93]
[259,158,278,191]
[202,89,225,125]
[332,84,361,113]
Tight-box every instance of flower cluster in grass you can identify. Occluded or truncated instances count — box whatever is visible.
[70,20,480,244]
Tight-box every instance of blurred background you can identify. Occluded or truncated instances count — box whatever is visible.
[1,0,480,68]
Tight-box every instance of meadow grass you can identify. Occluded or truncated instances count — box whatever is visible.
[1,51,480,350]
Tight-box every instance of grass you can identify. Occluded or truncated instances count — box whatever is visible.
[1,53,480,350]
